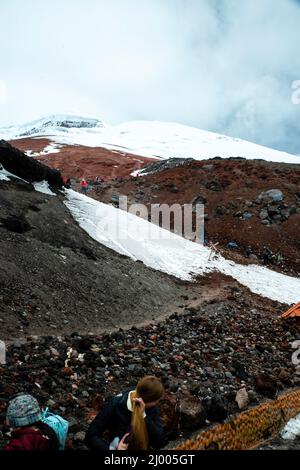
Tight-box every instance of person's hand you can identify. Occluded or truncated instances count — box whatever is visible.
[117,433,130,450]
[132,397,146,415]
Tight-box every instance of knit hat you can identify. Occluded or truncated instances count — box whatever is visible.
[7,394,42,428]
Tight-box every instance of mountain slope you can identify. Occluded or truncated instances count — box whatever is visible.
[1,114,105,139]
[0,143,184,339]
[96,156,300,275]
[1,115,299,164]
[65,189,300,305]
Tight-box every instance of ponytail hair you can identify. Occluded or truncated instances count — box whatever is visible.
[130,376,164,450]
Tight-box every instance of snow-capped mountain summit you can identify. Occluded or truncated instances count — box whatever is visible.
[0,114,106,140]
[1,116,299,165]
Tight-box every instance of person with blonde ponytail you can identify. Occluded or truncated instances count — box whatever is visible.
[85,376,165,451]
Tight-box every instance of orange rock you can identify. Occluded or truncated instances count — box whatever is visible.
[61,366,74,376]
[281,301,300,319]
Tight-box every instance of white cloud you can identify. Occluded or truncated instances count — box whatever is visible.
[1,0,300,153]
[0,80,7,105]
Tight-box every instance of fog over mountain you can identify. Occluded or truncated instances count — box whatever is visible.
[1,0,300,154]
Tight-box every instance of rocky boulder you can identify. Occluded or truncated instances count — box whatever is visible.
[258,189,284,204]
[254,373,277,398]
[179,391,207,431]
[1,215,31,233]
[203,395,228,423]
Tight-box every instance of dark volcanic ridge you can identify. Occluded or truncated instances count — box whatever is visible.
[0,140,63,189]
[0,142,185,339]
[0,177,184,339]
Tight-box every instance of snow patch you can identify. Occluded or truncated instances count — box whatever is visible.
[281,413,300,440]
[130,169,142,177]
[26,142,62,157]
[0,165,27,183]
[65,189,300,305]
[1,165,55,196]
[33,180,56,196]
[0,170,10,181]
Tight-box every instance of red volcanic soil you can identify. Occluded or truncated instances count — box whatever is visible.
[9,137,157,180]
[10,137,53,153]
[9,138,300,274]
[94,158,300,275]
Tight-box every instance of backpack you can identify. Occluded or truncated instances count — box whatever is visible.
[41,408,69,450]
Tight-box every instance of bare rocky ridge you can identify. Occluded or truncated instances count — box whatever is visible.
[0,142,184,339]
[0,179,184,339]
[0,140,63,188]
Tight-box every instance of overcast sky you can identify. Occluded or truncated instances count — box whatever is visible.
[1,0,300,153]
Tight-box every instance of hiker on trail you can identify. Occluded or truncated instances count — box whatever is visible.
[80,178,88,194]
[85,376,166,451]
[262,246,272,265]
[272,250,284,266]
[245,246,253,258]
[94,176,103,186]
[3,394,60,451]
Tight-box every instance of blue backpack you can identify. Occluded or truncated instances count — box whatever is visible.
[41,408,69,450]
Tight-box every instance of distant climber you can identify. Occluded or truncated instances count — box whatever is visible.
[272,250,284,266]
[3,394,60,451]
[261,247,272,265]
[80,178,88,194]
[85,376,166,451]
[227,241,239,250]
[245,246,253,258]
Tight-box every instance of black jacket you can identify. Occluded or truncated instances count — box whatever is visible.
[85,390,166,450]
